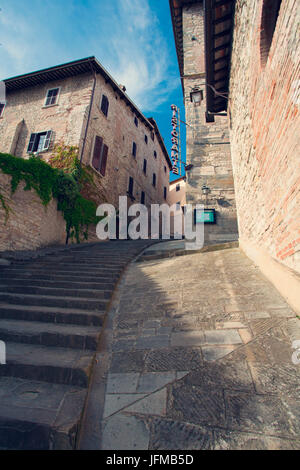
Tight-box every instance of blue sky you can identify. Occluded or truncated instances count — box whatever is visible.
[0,0,186,181]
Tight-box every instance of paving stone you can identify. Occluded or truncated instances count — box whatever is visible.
[101,414,150,450]
[202,345,238,361]
[238,329,253,344]
[149,418,213,450]
[103,394,146,418]
[225,391,294,437]
[248,363,300,396]
[106,373,140,394]
[112,339,136,352]
[184,361,254,392]
[244,311,271,319]
[269,308,296,318]
[216,321,246,329]
[125,389,167,416]
[136,336,169,350]
[137,372,176,393]
[141,329,156,336]
[171,331,205,347]
[143,320,161,328]
[213,429,300,450]
[168,383,226,427]
[145,347,203,372]
[204,329,242,345]
[109,351,146,373]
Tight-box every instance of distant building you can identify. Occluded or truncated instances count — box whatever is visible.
[168,176,186,237]
[0,57,172,209]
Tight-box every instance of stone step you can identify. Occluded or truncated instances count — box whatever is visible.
[0,303,105,326]
[0,318,101,350]
[0,284,113,299]
[0,376,86,449]
[0,278,115,290]
[2,264,122,274]
[0,292,108,311]
[0,342,95,387]
[0,271,119,282]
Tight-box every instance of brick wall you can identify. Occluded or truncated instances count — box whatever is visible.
[182,2,238,243]
[229,0,300,273]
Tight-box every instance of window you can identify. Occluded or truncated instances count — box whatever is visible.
[141,191,145,204]
[152,173,156,188]
[132,142,137,158]
[0,103,5,117]
[134,116,138,127]
[128,176,134,196]
[144,135,148,144]
[260,0,282,66]
[176,184,180,192]
[151,131,155,141]
[27,131,52,153]
[143,159,147,175]
[164,187,167,200]
[176,202,181,209]
[45,88,60,107]
[100,94,109,117]
[154,150,157,159]
[91,135,108,176]
[164,166,167,174]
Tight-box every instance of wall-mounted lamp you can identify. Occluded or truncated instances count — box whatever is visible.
[202,184,210,195]
[190,88,203,106]
[185,164,194,171]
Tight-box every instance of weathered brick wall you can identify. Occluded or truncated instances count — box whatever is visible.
[182,2,238,243]
[0,173,66,251]
[229,0,300,273]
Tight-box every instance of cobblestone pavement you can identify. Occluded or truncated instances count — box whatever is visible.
[84,247,300,450]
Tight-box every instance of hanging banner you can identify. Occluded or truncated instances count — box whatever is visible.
[171,104,179,175]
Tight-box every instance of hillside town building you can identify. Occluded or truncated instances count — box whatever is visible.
[0,57,172,211]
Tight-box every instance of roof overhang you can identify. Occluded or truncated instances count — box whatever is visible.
[204,0,235,118]
[3,56,154,131]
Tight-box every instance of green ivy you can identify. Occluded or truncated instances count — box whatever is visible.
[0,153,101,243]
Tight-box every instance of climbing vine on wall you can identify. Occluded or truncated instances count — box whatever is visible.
[0,152,101,243]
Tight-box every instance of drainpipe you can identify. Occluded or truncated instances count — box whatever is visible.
[66,62,97,245]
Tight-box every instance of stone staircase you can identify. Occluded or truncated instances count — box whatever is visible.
[0,240,152,449]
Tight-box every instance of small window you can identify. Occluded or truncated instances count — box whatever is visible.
[132,142,137,158]
[134,116,138,127]
[151,131,155,141]
[164,187,167,200]
[176,184,180,192]
[141,191,145,205]
[143,159,147,175]
[45,88,60,107]
[144,135,148,144]
[0,103,5,117]
[91,135,108,176]
[164,166,167,173]
[152,173,156,188]
[154,150,157,159]
[101,94,109,117]
[128,176,134,196]
[27,131,52,153]
[176,202,181,209]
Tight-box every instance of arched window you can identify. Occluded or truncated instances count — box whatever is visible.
[260,0,282,67]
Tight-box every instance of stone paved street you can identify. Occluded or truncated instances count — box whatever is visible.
[80,247,300,450]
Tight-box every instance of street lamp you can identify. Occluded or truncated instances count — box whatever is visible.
[202,184,210,208]
[190,88,203,106]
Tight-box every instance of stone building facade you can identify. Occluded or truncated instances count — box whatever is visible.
[169,0,238,244]
[0,57,172,213]
[168,176,186,236]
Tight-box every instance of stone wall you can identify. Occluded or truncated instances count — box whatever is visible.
[229,0,300,273]
[0,173,66,252]
[182,2,238,244]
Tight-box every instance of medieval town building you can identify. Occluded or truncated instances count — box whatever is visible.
[0,57,172,212]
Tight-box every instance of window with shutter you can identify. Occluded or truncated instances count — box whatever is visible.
[43,131,52,151]
[132,142,137,157]
[27,131,53,154]
[143,159,147,174]
[128,177,134,196]
[154,151,157,159]
[27,133,38,153]
[141,191,145,204]
[153,173,156,187]
[92,136,103,171]
[101,95,109,117]
[100,144,108,176]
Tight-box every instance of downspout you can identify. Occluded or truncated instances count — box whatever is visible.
[66,62,97,245]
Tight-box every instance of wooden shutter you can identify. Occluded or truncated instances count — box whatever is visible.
[92,136,103,171]
[100,144,108,176]
[101,95,109,116]
[43,130,52,151]
[27,133,38,153]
